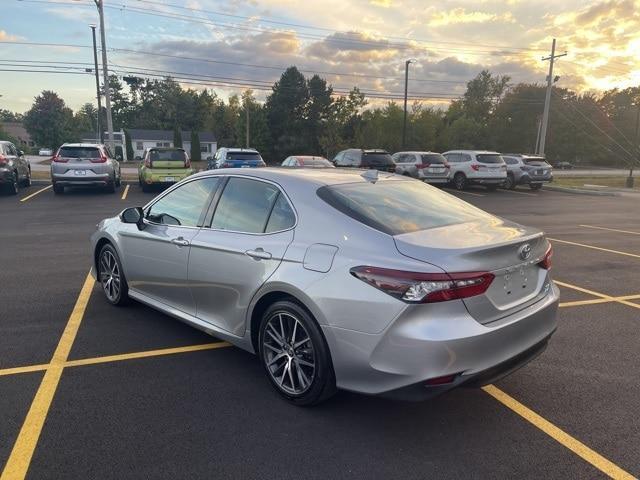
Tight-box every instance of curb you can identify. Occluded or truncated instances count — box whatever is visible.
[543,185,620,196]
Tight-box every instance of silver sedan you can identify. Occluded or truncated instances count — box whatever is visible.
[90,168,559,405]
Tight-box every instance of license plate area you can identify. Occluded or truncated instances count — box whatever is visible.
[489,264,539,307]
[164,176,176,182]
[74,169,87,176]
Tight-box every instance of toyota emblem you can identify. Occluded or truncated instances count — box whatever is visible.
[518,243,532,260]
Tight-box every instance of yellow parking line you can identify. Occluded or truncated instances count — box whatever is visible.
[579,225,640,236]
[65,341,231,368]
[555,280,640,310]
[0,343,231,378]
[19,185,51,203]
[1,273,94,480]
[444,188,486,197]
[548,238,640,260]
[121,184,130,200]
[483,385,635,479]
[560,294,640,308]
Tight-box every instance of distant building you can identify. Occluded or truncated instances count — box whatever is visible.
[81,130,127,161]
[127,129,217,159]
[1,122,35,148]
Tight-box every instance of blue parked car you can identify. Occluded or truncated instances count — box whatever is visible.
[208,148,267,169]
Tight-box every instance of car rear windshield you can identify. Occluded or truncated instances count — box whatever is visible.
[476,154,504,164]
[362,153,394,166]
[317,180,493,235]
[523,156,548,164]
[303,158,332,166]
[59,147,100,158]
[149,149,187,161]
[420,154,446,164]
[227,152,262,161]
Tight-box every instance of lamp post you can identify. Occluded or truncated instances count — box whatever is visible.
[402,59,415,148]
[89,24,103,143]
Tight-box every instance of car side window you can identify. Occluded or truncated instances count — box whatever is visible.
[334,151,346,166]
[445,153,457,163]
[265,193,296,232]
[211,177,280,233]
[7,144,17,156]
[504,157,517,165]
[461,154,472,162]
[345,151,359,166]
[146,177,219,227]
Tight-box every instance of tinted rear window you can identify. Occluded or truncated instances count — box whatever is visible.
[59,147,100,158]
[227,152,262,161]
[361,153,394,166]
[420,154,446,164]
[149,149,187,161]
[317,180,493,235]
[523,157,548,164]
[303,158,332,167]
[476,154,504,164]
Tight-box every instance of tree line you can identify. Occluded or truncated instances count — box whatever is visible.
[2,66,638,167]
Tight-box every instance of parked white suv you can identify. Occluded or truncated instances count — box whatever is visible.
[442,150,507,191]
[392,151,450,184]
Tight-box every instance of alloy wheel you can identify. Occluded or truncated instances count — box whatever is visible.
[262,311,316,396]
[99,250,121,302]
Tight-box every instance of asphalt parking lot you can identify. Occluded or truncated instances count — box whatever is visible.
[1,181,639,479]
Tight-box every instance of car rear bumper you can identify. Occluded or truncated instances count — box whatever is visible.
[0,168,14,183]
[142,170,192,184]
[322,280,559,400]
[520,176,553,184]
[52,172,111,186]
[468,177,506,185]
[416,171,449,183]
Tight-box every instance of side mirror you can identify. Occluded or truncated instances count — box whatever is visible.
[120,206,145,230]
[17,150,24,157]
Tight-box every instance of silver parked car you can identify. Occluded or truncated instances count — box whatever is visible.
[443,150,507,191]
[51,143,121,194]
[502,154,553,190]
[90,168,558,405]
[392,151,450,184]
[0,141,31,195]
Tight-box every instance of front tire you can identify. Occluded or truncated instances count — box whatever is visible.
[97,243,129,306]
[453,172,466,190]
[52,182,64,195]
[258,300,336,406]
[503,174,515,190]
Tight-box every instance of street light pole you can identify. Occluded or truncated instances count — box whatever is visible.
[89,24,103,143]
[94,0,114,151]
[402,59,415,148]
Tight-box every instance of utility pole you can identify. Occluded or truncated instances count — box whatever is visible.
[89,24,103,143]
[402,59,414,148]
[245,102,250,148]
[538,39,567,156]
[628,101,640,188]
[94,0,114,152]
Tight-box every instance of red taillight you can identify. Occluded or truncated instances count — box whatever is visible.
[350,266,494,303]
[221,162,232,168]
[539,245,553,270]
[425,374,458,386]
[415,163,430,169]
[52,152,67,163]
[91,153,108,163]
[0,154,6,165]
[471,164,480,171]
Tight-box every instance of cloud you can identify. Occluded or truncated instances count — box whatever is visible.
[428,8,516,27]
[0,30,21,42]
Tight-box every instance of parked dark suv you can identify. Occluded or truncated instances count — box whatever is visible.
[0,141,31,195]
[333,149,396,172]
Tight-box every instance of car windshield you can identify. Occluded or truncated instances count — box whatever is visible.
[303,158,332,166]
[420,154,446,164]
[476,154,504,164]
[362,153,394,166]
[149,149,187,161]
[318,180,494,235]
[59,147,100,158]
[227,152,262,161]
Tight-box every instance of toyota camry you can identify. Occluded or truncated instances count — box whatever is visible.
[90,168,558,405]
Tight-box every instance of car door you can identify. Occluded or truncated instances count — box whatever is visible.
[7,143,26,181]
[188,176,296,336]
[119,176,221,315]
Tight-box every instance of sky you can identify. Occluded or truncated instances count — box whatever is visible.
[1,0,639,113]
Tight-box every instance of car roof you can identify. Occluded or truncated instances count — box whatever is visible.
[443,150,500,154]
[393,151,441,155]
[295,156,328,160]
[191,166,400,187]
[221,147,259,153]
[147,147,185,151]
[60,143,103,148]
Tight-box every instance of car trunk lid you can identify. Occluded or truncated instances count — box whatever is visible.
[394,219,551,324]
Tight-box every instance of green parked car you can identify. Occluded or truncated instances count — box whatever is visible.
[138,147,193,192]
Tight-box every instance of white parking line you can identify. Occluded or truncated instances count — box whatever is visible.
[443,188,486,197]
[499,189,538,197]
[20,185,51,203]
[579,225,640,236]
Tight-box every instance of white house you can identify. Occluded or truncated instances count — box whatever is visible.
[127,129,217,159]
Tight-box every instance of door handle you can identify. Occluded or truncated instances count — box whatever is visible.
[171,237,190,247]
[245,248,272,260]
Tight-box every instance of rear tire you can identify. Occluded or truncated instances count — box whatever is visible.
[115,174,121,188]
[141,183,151,193]
[52,183,64,195]
[23,168,32,187]
[503,174,515,190]
[530,183,542,191]
[7,171,19,195]
[453,172,466,190]
[106,178,116,193]
[97,243,129,306]
[258,300,336,406]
